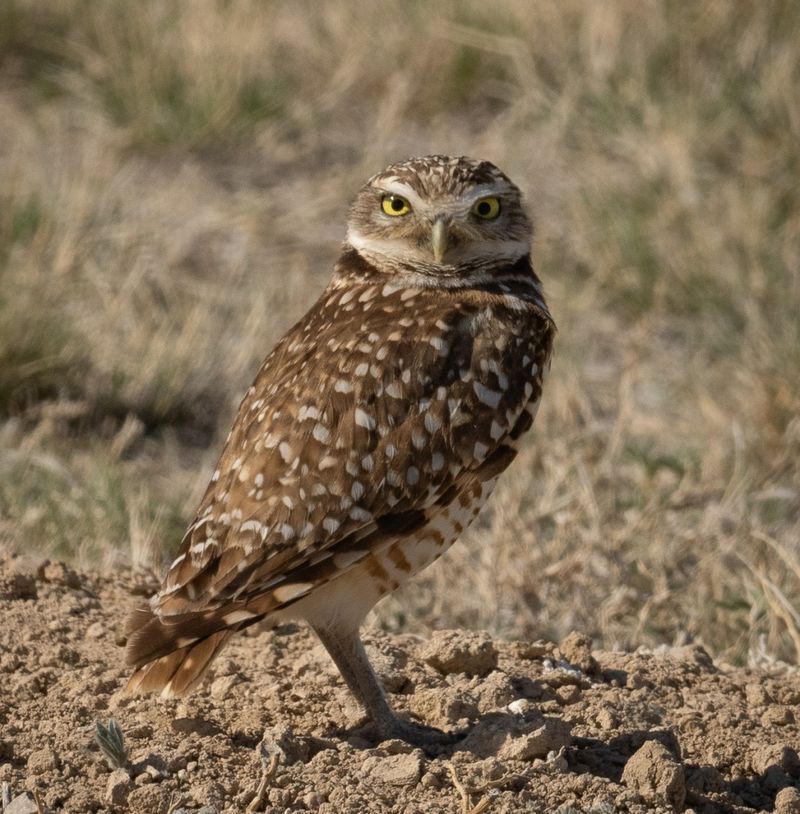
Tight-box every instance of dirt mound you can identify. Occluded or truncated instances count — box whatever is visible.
[1,554,799,814]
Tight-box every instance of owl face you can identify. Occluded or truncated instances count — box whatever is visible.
[346,155,532,274]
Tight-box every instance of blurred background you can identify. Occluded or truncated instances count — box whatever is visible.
[1,0,798,665]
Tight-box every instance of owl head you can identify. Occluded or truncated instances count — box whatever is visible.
[346,155,532,276]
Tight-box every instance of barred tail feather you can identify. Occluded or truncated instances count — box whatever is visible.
[125,629,232,697]
[124,603,238,697]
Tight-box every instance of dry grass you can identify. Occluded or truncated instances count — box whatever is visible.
[1,0,798,664]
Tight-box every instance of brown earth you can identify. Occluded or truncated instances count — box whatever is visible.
[1,554,799,814]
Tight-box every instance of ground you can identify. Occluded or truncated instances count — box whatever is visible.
[2,555,799,814]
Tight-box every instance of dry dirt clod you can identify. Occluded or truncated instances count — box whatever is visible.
[558,631,598,674]
[621,739,686,811]
[775,786,800,814]
[458,712,571,761]
[3,792,39,814]
[361,752,423,787]
[105,768,131,806]
[420,630,498,676]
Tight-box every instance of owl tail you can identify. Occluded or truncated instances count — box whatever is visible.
[123,603,237,697]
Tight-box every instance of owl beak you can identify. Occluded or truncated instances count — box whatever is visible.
[431,218,449,263]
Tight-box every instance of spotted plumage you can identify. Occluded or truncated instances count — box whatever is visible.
[125,155,555,746]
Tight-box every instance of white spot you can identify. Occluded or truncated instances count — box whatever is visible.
[424,413,441,434]
[280,523,296,540]
[224,610,256,624]
[473,381,502,408]
[351,481,365,500]
[282,495,295,509]
[385,382,403,399]
[429,336,448,355]
[279,442,293,462]
[298,405,321,421]
[240,520,264,535]
[355,363,369,376]
[431,453,445,471]
[255,473,264,487]
[490,420,504,441]
[474,442,489,459]
[273,583,314,603]
[335,379,353,393]
[361,454,374,472]
[211,470,220,482]
[354,407,376,431]
[407,466,420,485]
[524,382,534,399]
[333,550,368,569]
[319,455,337,470]
[313,423,331,443]
[400,288,420,301]
[323,517,341,534]
[412,430,426,450]
[170,553,186,570]
[349,506,372,522]
[385,444,397,459]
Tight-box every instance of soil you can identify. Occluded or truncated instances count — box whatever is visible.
[1,553,799,814]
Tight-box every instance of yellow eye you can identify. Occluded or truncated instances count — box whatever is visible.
[381,194,411,216]
[472,196,501,219]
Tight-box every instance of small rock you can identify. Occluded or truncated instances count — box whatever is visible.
[26,747,58,773]
[507,699,532,715]
[745,683,772,708]
[303,791,325,807]
[38,561,81,589]
[762,707,795,727]
[621,740,685,811]
[776,787,800,814]
[196,807,220,814]
[105,768,131,806]
[420,630,497,676]
[4,792,39,814]
[555,684,581,705]
[259,725,310,764]
[134,772,152,786]
[86,621,105,639]
[458,712,571,760]
[210,673,240,699]
[362,753,422,787]
[559,631,598,673]
[751,744,800,775]
[596,709,617,730]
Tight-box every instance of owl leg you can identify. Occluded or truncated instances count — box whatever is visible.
[312,623,458,750]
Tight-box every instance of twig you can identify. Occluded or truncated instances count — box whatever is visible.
[448,763,494,814]
[166,792,184,814]
[247,753,280,813]
[33,789,44,814]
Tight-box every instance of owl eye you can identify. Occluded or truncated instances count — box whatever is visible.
[381,194,411,216]
[472,196,501,220]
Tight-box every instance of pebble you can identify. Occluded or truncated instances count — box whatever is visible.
[775,787,800,814]
[4,793,39,814]
[105,768,132,806]
[621,740,685,810]
[419,630,498,676]
[362,753,423,787]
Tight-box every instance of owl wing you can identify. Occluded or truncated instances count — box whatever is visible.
[125,278,553,687]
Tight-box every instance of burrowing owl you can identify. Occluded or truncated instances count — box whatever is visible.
[126,155,555,746]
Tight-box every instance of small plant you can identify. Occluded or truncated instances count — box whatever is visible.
[94,718,127,769]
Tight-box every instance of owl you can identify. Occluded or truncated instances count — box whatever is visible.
[125,155,555,747]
